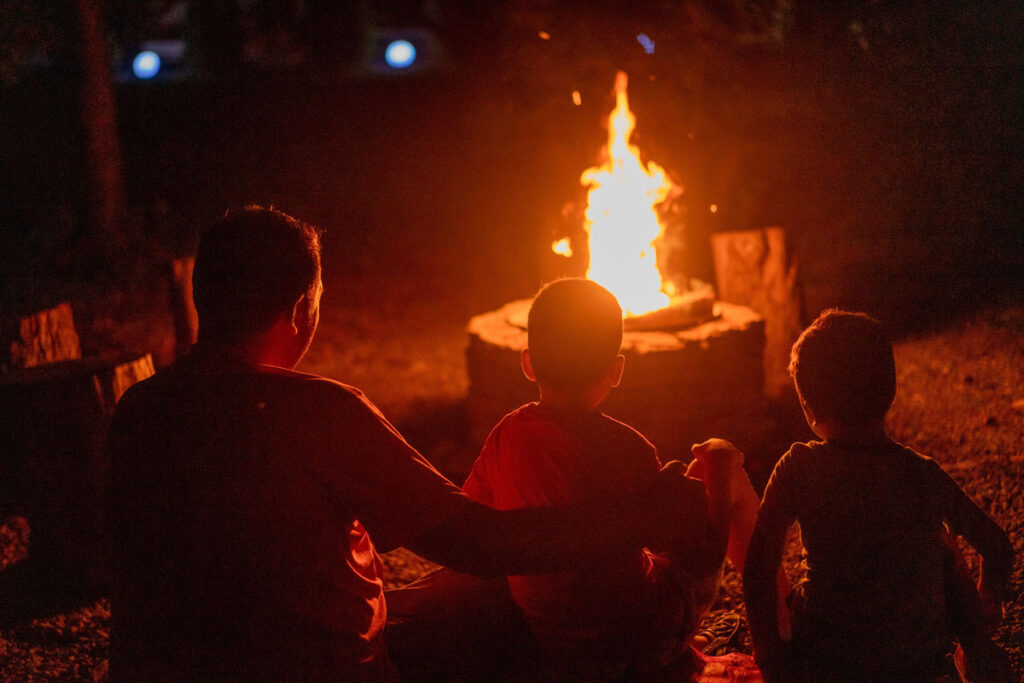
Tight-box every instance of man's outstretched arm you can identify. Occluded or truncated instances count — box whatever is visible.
[405,462,711,577]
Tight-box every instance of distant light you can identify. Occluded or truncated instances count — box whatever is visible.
[571,90,582,106]
[132,51,161,79]
[636,33,655,54]
[538,30,551,40]
[552,238,573,258]
[385,40,416,69]
[710,204,718,214]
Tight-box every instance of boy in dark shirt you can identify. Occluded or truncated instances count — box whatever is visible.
[462,278,764,676]
[745,309,1014,682]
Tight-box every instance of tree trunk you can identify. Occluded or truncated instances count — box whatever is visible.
[75,0,125,242]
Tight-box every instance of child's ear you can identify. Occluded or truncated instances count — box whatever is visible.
[521,349,538,383]
[608,354,625,388]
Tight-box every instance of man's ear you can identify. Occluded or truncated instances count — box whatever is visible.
[521,349,538,383]
[288,292,308,335]
[607,354,625,388]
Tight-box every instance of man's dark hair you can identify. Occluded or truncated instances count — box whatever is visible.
[193,205,322,343]
[789,309,896,427]
[527,278,623,391]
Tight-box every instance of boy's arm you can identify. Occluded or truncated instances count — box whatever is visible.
[684,439,744,578]
[405,461,711,577]
[744,480,796,681]
[935,465,1015,608]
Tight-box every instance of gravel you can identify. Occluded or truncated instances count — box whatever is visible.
[1,306,1021,680]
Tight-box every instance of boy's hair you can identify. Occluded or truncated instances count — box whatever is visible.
[527,278,623,391]
[789,309,896,427]
[193,205,322,343]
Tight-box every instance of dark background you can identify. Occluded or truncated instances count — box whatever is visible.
[0,7,1023,676]
[2,0,1022,350]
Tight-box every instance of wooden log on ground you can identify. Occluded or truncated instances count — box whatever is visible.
[1,302,82,374]
[0,353,154,593]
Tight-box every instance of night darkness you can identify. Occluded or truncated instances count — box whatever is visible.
[0,1,1022,680]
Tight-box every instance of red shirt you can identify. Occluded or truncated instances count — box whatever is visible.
[106,345,469,681]
[462,402,662,659]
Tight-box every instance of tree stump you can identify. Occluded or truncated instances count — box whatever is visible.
[1,302,82,374]
[710,227,804,401]
[0,353,155,593]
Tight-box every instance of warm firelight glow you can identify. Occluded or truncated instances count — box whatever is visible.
[570,71,680,315]
[551,237,573,257]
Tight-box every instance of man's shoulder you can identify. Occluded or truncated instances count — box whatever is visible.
[116,358,374,419]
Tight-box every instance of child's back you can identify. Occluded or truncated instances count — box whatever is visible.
[745,309,1014,682]
[463,279,725,671]
[463,402,667,662]
[763,437,955,670]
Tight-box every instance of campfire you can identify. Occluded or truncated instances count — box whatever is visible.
[467,72,767,459]
[512,71,714,332]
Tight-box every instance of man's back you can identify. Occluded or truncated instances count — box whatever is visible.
[107,344,465,681]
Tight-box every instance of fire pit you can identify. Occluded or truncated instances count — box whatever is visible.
[466,72,769,460]
[467,301,766,461]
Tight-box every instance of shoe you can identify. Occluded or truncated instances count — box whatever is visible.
[692,611,742,657]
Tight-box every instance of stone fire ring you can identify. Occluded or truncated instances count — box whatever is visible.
[466,300,769,462]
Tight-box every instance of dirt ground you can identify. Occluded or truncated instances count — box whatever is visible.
[0,260,1021,679]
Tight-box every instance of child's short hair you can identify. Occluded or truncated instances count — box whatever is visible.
[527,278,623,391]
[789,309,896,427]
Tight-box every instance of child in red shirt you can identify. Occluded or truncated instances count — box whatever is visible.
[462,278,764,676]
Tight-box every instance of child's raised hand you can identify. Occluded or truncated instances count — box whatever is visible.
[690,438,745,507]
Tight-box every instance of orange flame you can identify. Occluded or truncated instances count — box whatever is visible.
[571,71,679,315]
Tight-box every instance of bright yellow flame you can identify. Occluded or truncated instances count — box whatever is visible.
[571,90,582,106]
[580,71,677,315]
[552,238,573,257]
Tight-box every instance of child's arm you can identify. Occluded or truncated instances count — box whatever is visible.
[689,439,749,570]
[744,474,797,682]
[934,465,1015,620]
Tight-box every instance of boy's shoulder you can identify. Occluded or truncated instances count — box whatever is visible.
[487,403,656,459]
[779,437,945,483]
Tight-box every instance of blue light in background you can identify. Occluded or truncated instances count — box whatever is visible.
[637,33,655,55]
[132,50,161,79]
[384,40,417,69]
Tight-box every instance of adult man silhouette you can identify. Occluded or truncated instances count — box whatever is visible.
[106,206,710,681]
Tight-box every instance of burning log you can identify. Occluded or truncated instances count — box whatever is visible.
[622,288,716,332]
